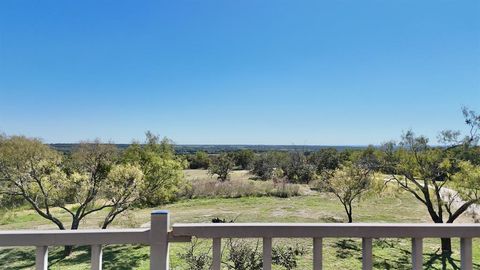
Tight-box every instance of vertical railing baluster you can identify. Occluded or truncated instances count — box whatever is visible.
[150,210,170,270]
[461,238,473,270]
[411,238,423,270]
[91,244,103,270]
[35,246,48,270]
[263,237,272,270]
[212,238,221,270]
[313,237,323,270]
[362,238,372,270]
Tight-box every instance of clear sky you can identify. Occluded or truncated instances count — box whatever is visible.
[0,0,479,145]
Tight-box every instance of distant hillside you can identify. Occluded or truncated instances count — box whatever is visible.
[49,144,368,154]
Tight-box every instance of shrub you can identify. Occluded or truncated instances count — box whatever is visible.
[182,178,302,199]
[268,178,301,198]
[252,152,288,180]
[272,245,306,270]
[227,240,263,270]
[308,148,343,174]
[179,240,212,270]
[233,150,255,170]
[188,151,211,169]
[283,152,317,183]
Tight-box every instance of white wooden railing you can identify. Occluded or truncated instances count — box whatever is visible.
[0,210,479,270]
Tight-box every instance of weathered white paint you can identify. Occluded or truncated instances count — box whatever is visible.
[362,238,372,270]
[212,238,221,270]
[35,246,48,270]
[461,238,473,270]
[263,237,272,270]
[172,223,480,238]
[150,210,169,270]
[91,244,102,270]
[411,238,423,270]
[313,238,322,270]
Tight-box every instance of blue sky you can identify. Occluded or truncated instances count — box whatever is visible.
[0,0,479,145]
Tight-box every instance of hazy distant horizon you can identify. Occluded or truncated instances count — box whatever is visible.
[0,129,468,146]
[48,143,371,154]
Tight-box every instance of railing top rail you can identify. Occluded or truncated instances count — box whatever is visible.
[171,223,480,238]
[0,228,150,246]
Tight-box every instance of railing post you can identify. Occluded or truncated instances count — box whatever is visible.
[263,237,272,270]
[91,244,103,270]
[461,238,473,270]
[362,238,372,270]
[212,238,221,270]
[411,238,423,270]
[150,210,170,270]
[35,246,48,270]
[313,238,323,270]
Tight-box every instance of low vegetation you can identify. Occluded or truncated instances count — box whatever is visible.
[182,170,302,199]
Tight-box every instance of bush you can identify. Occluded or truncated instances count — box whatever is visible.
[251,152,288,180]
[283,152,317,183]
[179,240,212,270]
[268,181,301,198]
[227,240,263,270]
[233,150,255,170]
[272,245,306,270]
[188,151,211,169]
[181,178,302,199]
[308,148,342,174]
[180,237,306,270]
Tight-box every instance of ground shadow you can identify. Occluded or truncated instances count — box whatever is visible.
[332,238,480,270]
[334,239,361,259]
[0,247,36,270]
[424,252,463,270]
[0,245,148,270]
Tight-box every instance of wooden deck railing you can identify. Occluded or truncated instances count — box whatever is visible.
[0,210,478,270]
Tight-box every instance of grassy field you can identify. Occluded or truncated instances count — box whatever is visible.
[0,170,479,269]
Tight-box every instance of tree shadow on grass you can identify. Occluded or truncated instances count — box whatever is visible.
[334,239,361,259]
[0,247,35,270]
[51,245,149,269]
[372,241,412,270]
[423,252,466,270]
[0,245,148,270]
[332,238,480,270]
[102,245,149,269]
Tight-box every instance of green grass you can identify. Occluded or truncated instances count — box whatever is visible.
[0,170,479,269]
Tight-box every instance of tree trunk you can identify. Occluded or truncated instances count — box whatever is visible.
[441,238,452,254]
[63,219,80,256]
[345,203,353,223]
[63,245,74,257]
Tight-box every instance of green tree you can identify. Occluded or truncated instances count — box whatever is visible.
[101,163,144,228]
[209,153,234,181]
[283,152,316,184]
[381,108,480,253]
[234,149,255,170]
[252,152,288,180]
[0,136,144,254]
[308,148,342,175]
[325,163,373,223]
[188,151,211,169]
[122,132,186,206]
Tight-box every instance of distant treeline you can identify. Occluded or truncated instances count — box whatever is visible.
[49,143,368,154]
